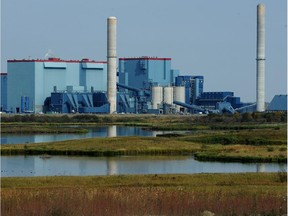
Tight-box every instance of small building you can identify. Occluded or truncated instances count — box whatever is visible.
[267,95,287,111]
[7,58,107,113]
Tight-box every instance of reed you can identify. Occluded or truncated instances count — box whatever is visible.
[2,173,287,216]
[2,134,287,162]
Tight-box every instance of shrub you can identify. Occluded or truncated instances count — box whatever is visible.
[277,170,287,183]
[267,147,274,152]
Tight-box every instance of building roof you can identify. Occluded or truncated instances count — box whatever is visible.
[7,58,107,64]
[267,95,287,111]
[119,56,171,61]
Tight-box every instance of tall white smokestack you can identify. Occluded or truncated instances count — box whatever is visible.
[107,16,117,114]
[256,4,265,112]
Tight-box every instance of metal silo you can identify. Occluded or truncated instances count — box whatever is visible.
[163,86,173,105]
[173,86,185,111]
[152,86,163,109]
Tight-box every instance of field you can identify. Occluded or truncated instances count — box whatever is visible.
[1,173,287,216]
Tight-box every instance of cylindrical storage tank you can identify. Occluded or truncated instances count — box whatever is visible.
[152,86,163,109]
[163,86,173,105]
[173,86,185,111]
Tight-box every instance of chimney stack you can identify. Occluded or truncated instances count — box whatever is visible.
[107,16,117,114]
[256,4,265,112]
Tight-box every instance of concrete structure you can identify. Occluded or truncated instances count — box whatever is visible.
[118,57,178,90]
[107,16,117,114]
[1,73,8,111]
[7,58,107,113]
[256,4,266,112]
[173,86,185,111]
[151,86,163,109]
[163,86,173,105]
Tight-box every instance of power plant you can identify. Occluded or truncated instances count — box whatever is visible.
[0,5,286,114]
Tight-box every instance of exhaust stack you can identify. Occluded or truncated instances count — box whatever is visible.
[107,16,117,114]
[256,4,265,112]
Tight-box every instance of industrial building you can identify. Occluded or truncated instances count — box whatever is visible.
[118,57,178,89]
[6,58,107,113]
[4,55,285,114]
[3,55,255,115]
[117,56,181,114]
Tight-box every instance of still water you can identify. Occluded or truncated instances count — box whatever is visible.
[1,126,172,145]
[1,155,286,177]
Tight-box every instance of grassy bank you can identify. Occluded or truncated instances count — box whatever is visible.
[1,112,287,132]
[1,114,286,162]
[1,137,286,163]
[2,124,287,162]
[1,173,287,216]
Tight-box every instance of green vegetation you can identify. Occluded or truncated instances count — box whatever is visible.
[1,173,287,215]
[1,111,287,126]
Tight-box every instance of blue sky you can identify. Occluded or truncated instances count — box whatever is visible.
[1,0,287,102]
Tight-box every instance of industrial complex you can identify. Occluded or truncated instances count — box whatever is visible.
[0,5,286,115]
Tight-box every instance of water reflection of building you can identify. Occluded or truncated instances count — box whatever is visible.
[256,163,265,172]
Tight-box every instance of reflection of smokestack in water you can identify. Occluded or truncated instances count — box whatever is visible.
[256,163,265,172]
[107,17,117,114]
[256,4,265,112]
[107,125,117,137]
[107,159,117,175]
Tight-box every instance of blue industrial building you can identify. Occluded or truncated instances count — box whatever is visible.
[7,58,107,113]
[1,73,8,111]
[117,57,181,114]
[196,91,234,108]
[267,95,287,111]
[50,92,109,113]
[118,57,179,90]
[4,55,252,114]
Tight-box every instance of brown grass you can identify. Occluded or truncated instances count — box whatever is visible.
[1,174,287,216]
[2,187,286,216]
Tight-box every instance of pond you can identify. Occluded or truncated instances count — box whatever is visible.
[1,125,177,145]
[1,155,286,177]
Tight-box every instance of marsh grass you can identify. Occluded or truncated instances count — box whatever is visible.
[1,174,287,216]
[1,117,287,162]
[2,130,287,162]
